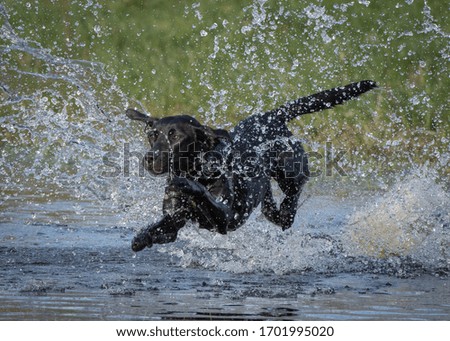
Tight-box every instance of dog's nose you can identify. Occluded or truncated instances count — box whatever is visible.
[144,152,152,161]
[143,152,154,170]
[144,151,158,163]
[143,153,152,164]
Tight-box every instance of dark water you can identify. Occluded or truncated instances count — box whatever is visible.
[1,193,449,321]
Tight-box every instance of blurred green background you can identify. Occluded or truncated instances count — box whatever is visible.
[1,0,449,181]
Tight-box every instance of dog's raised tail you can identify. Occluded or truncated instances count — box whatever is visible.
[277,80,377,122]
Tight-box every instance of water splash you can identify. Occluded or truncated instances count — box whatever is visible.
[344,170,449,263]
[1,1,448,280]
[0,4,150,210]
[157,169,448,276]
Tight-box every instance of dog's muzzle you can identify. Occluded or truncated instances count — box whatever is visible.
[143,150,169,175]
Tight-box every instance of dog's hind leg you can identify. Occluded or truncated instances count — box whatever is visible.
[262,183,305,230]
[262,178,306,230]
[276,180,304,230]
[262,188,280,225]
[262,140,309,230]
[282,139,310,228]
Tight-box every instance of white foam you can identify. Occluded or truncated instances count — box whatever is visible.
[158,196,345,274]
[157,171,449,274]
[344,171,449,266]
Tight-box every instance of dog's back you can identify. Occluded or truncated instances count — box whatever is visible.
[227,80,377,229]
[231,80,377,150]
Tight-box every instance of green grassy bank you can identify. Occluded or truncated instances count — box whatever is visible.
[1,0,448,183]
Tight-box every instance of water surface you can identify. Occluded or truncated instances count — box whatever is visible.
[1,193,448,320]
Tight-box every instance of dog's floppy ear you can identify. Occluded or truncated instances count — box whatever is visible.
[126,108,158,128]
[194,126,230,150]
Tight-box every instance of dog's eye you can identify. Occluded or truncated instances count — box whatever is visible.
[168,129,180,141]
[147,130,158,141]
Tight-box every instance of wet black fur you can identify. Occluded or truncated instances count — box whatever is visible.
[127,80,377,252]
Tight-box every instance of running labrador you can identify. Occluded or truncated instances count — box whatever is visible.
[127,80,377,251]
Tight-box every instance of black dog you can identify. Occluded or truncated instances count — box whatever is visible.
[127,80,377,252]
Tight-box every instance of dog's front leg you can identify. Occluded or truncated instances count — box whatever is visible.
[171,177,234,234]
[132,180,190,252]
[131,215,185,252]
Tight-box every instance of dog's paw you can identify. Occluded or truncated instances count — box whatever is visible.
[131,231,153,252]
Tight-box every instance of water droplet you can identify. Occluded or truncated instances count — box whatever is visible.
[241,26,252,34]
[358,0,371,6]
[93,25,101,36]
[305,5,325,19]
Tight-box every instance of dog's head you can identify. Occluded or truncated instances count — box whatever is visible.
[126,109,229,177]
